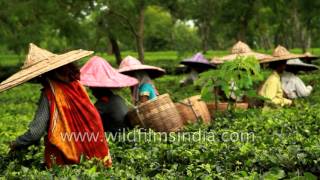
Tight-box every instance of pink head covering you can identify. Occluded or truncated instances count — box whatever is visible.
[80,56,138,88]
[118,56,165,79]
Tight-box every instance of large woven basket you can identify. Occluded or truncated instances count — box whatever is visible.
[128,94,183,132]
[206,102,248,115]
[175,95,211,125]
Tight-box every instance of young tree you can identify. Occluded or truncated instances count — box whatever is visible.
[163,0,219,53]
[105,0,156,62]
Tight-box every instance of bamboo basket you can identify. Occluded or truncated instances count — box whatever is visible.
[175,95,211,125]
[128,94,183,132]
[206,102,248,115]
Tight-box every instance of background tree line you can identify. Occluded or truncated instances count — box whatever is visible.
[0,0,319,63]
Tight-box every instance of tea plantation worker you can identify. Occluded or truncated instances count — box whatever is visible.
[179,52,214,86]
[259,45,305,107]
[281,58,319,99]
[80,56,138,133]
[118,56,165,105]
[0,43,112,168]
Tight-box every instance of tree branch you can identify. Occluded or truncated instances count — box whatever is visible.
[108,10,138,37]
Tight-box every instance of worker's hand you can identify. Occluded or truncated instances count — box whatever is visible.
[290,100,295,107]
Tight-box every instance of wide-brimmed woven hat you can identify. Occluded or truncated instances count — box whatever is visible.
[0,43,93,93]
[80,56,138,88]
[260,45,306,64]
[211,41,272,64]
[300,52,319,61]
[118,56,165,79]
[286,58,319,71]
[180,52,214,70]
[210,56,222,64]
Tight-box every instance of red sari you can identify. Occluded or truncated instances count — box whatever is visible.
[44,80,112,168]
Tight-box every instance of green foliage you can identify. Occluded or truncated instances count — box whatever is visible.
[144,6,174,51]
[173,22,201,58]
[1,0,320,54]
[1,52,320,178]
[197,56,262,103]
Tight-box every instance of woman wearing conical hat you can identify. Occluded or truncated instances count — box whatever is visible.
[80,56,138,133]
[118,56,165,105]
[179,52,214,86]
[2,44,112,168]
[259,45,306,107]
[281,58,318,99]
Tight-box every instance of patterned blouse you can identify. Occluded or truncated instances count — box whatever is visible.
[15,92,50,148]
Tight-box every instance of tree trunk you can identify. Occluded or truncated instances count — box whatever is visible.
[307,33,312,50]
[299,26,312,53]
[108,34,122,65]
[136,7,145,63]
[237,18,248,42]
[200,22,210,54]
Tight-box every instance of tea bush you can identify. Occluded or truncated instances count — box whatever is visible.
[0,71,319,179]
[0,50,320,178]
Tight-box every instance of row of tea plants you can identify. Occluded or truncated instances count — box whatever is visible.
[0,67,319,179]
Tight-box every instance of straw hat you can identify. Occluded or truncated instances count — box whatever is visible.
[286,58,319,71]
[118,56,165,79]
[301,52,319,61]
[210,56,223,65]
[0,43,93,92]
[211,41,272,64]
[180,52,214,70]
[260,45,306,64]
[80,56,138,88]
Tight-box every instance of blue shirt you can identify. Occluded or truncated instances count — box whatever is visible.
[139,83,157,100]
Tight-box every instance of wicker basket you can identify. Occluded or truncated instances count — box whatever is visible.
[175,95,211,125]
[128,94,183,132]
[206,102,248,115]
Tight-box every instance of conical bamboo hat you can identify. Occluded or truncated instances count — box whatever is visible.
[211,41,272,64]
[260,45,306,64]
[301,52,319,61]
[80,56,138,88]
[118,56,165,79]
[0,43,93,92]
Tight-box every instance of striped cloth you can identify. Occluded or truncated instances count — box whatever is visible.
[15,91,50,147]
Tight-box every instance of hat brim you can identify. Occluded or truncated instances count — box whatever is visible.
[300,56,319,61]
[216,52,273,63]
[210,59,224,65]
[286,64,319,71]
[260,54,306,64]
[0,50,93,92]
[80,73,138,88]
[118,65,166,79]
[180,61,215,70]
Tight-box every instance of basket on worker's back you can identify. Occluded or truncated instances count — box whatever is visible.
[128,94,183,132]
[175,95,211,125]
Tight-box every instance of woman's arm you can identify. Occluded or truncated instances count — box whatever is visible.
[139,95,149,103]
[294,76,313,97]
[11,92,50,149]
[138,83,155,104]
[263,76,292,106]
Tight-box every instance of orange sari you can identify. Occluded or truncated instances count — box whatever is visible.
[44,80,112,168]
